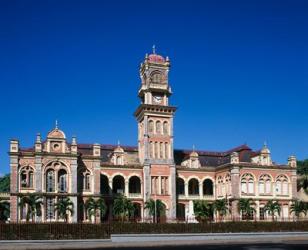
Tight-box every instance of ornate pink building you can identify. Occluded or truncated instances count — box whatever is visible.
[9,50,298,223]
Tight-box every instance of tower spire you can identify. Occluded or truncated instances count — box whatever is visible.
[55,119,58,129]
[152,45,156,54]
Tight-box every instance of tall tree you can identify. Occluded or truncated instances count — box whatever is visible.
[238,198,256,221]
[297,159,308,195]
[213,199,229,222]
[193,200,213,223]
[290,200,307,220]
[112,195,134,222]
[0,200,10,222]
[54,197,74,222]
[19,194,43,222]
[145,198,165,223]
[264,200,281,221]
[85,197,106,223]
[0,174,10,192]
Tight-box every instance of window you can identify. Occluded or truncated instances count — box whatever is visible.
[156,121,161,134]
[58,169,67,193]
[241,174,255,195]
[160,142,164,159]
[84,173,91,191]
[259,174,272,195]
[46,170,55,192]
[20,167,34,189]
[163,122,169,135]
[151,72,162,83]
[259,207,265,220]
[276,175,288,195]
[149,120,154,133]
[46,198,55,220]
[165,143,169,159]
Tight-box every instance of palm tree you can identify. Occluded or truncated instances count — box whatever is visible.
[85,197,106,223]
[19,194,42,222]
[54,197,74,222]
[290,200,307,220]
[145,198,165,223]
[238,198,256,221]
[112,195,134,222]
[264,200,281,221]
[0,201,10,222]
[214,199,229,222]
[193,200,213,223]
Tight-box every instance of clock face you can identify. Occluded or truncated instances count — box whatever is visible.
[153,95,162,103]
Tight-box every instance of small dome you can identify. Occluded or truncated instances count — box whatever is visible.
[261,144,270,154]
[148,53,165,63]
[47,128,66,139]
[190,151,199,158]
[114,145,124,153]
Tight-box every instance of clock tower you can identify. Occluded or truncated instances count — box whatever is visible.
[134,47,177,220]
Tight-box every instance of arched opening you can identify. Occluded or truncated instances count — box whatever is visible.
[113,175,125,194]
[176,178,185,195]
[20,166,34,189]
[156,121,161,134]
[149,120,154,133]
[129,176,141,194]
[203,179,213,195]
[163,121,169,135]
[46,169,55,192]
[58,169,68,193]
[176,203,186,221]
[188,178,199,195]
[100,174,109,195]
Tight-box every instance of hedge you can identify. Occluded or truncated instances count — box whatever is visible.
[1,221,308,240]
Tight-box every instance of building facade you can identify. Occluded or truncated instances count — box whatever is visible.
[9,51,298,223]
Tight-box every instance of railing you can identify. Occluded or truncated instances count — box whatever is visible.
[128,193,142,198]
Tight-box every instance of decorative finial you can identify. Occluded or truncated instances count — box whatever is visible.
[263,141,267,148]
[152,45,156,54]
[192,144,195,152]
[117,140,120,147]
[55,119,58,129]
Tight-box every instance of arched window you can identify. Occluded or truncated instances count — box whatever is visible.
[241,173,255,194]
[163,121,169,135]
[113,175,125,194]
[84,173,91,191]
[58,169,67,193]
[217,176,223,196]
[46,169,55,192]
[151,72,162,83]
[225,174,231,195]
[150,141,154,158]
[20,166,34,189]
[155,142,159,158]
[129,176,141,194]
[149,120,154,133]
[156,121,161,134]
[276,175,288,195]
[100,174,109,194]
[188,178,199,195]
[176,178,185,195]
[203,179,214,195]
[259,174,272,195]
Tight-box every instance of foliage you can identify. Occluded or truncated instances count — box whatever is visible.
[19,194,43,222]
[263,200,281,221]
[112,195,134,222]
[290,200,307,219]
[297,160,308,194]
[0,200,10,222]
[193,200,213,223]
[0,174,10,192]
[145,198,166,223]
[213,199,229,221]
[238,198,256,221]
[85,197,106,223]
[54,197,74,222]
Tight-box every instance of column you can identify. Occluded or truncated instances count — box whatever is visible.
[255,200,260,221]
[185,182,189,198]
[125,180,129,197]
[199,182,203,199]
[169,165,176,221]
[35,155,42,192]
[70,157,78,222]
[143,165,151,219]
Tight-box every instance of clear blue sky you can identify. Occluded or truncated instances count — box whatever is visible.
[0,0,307,174]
